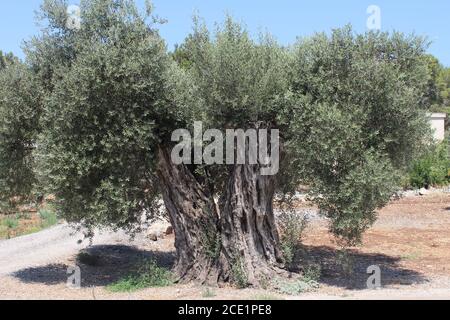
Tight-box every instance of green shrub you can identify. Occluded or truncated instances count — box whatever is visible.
[231,256,249,289]
[303,264,322,282]
[3,217,18,229]
[273,277,319,295]
[278,209,308,268]
[107,259,173,292]
[409,141,450,188]
[38,208,58,228]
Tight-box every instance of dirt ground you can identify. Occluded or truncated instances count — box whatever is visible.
[0,192,450,300]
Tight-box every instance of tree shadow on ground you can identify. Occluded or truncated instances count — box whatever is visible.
[12,244,428,291]
[295,245,427,290]
[12,245,176,288]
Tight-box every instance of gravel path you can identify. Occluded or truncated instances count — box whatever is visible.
[0,223,132,277]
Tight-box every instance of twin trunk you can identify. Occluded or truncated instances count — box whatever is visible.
[156,147,284,287]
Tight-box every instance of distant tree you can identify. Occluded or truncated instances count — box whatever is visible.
[422,54,450,115]
[0,53,41,211]
[437,67,450,114]
[0,51,18,70]
[422,54,443,109]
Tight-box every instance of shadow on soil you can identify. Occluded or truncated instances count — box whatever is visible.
[12,245,176,288]
[12,244,427,291]
[296,245,427,290]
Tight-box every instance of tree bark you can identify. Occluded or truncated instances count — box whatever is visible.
[156,146,225,283]
[157,145,285,287]
[219,164,285,287]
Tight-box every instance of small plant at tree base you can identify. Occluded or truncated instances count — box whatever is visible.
[278,207,309,269]
[302,264,322,283]
[272,277,320,295]
[201,224,222,260]
[231,256,249,289]
[107,259,173,292]
[272,263,321,295]
[259,275,270,290]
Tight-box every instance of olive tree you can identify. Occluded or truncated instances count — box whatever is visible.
[0,56,41,211]
[0,0,431,287]
[171,23,430,283]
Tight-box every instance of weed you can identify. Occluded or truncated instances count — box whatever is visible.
[202,230,222,260]
[107,259,173,292]
[15,212,31,220]
[278,209,309,268]
[231,256,248,289]
[273,277,319,295]
[39,208,58,228]
[3,217,18,229]
[303,264,322,282]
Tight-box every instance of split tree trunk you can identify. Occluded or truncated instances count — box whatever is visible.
[156,145,285,287]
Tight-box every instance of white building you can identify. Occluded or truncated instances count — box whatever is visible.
[429,113,447,142]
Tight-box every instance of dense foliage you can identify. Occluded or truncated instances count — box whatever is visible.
[0,56,41,211]
[279,28,431,244]
[28,0,196,232]
[409,141,450,188]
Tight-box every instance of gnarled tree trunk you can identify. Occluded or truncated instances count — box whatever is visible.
[156,147,226,283]
[157,145,285,287]
[219,164,285,287]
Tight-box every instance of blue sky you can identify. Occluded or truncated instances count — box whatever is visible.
[1,0,449,66]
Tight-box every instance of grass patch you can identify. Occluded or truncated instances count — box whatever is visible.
[0,204,59,240]
[0,217,19,239]
[38,207,58,229]
[273,274,320,295]
[0,225,8,239]
[107,259,173,292]
[273,264,322,295]
[3,217,19,229]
